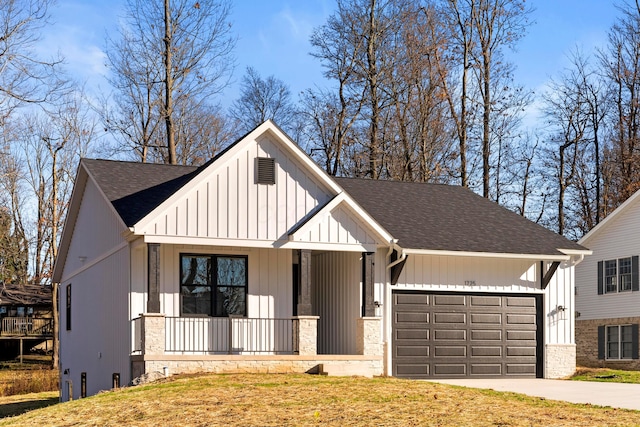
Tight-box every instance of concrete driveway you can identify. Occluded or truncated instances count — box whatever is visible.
[428,378,640,411]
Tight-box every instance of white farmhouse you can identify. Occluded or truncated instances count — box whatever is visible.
[53,121,590,400]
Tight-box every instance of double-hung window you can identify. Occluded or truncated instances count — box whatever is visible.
[598,256,638,294]
[598,324,639,360]
[180,254,247,317]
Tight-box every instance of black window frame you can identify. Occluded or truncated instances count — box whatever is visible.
[179,254,248,317]
[66,284,71,331]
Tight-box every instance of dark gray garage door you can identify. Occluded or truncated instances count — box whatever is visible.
[392,291,542,379]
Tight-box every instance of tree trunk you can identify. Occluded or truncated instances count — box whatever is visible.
[164,0,176,164]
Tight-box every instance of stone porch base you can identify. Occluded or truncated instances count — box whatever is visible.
[131,354,384,383]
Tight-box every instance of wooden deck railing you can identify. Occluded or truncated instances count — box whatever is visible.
[0,317,53,336]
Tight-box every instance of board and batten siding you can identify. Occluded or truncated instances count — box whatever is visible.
[290,203,380,248]
[60,246,131,400]
[576,200,640,320]
[128,245,294,320]
[137,134,334,243]
[59,176,132,400]
[60,177,129,281]
[313,251,361,355]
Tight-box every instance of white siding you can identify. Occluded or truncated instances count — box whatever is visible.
[59,246,131,400]
[153,245,293,319]
[60,178,128,281]
[59,177,131,401]
[291,203,379,247]
[138,134,334,243]
[395,255,539,291]
[576,200,640,320]
[312,251,361,354]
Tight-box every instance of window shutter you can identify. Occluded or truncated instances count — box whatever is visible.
[597,261,603,295]
[633,256,639,291]
[597,325,605,359]
[633,324,639,360]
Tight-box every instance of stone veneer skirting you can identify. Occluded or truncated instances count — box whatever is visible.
[131,354,384,382]
[544,344,576,378]
[576,317,640,369]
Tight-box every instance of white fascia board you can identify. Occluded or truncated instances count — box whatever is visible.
[279,241,379,253]
[142,235,278,248]
[288,192,394,245]
[402,248,571,261]
[132,120,342,234]
[141,234,379,253]
[579,188,640,245]
[558,248,593,256]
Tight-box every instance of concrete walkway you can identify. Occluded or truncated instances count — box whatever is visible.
[428,378,640,411]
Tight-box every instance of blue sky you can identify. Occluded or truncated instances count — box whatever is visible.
[43,0,620,120]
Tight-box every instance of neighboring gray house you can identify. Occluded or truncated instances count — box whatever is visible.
[53,121,590,401]
[576,191,640,369]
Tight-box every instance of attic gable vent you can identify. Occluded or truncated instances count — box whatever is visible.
[256,157,276,185]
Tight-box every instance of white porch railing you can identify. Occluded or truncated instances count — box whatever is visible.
[132,316,300,355]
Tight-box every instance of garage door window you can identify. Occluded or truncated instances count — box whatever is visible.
[598,324,639,360]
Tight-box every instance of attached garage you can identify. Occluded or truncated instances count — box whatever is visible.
[392,291,543,379]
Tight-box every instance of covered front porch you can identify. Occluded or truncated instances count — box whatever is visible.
[130,243,386,379]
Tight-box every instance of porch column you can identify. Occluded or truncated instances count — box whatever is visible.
[140,313,165,355]
[293,316,319,355]
[362,252,375,317]
[147,243,160,313]
[297,249,313,316]
[357,317,382,356]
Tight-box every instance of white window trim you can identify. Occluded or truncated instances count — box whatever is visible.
[606,324,633,360]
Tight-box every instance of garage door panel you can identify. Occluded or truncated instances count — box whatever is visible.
[471,330,502,341]
[434,346,467,357]
[471,346,502,357]
[506,330,536,340]
[433,329,466,340]
[470,364,503,375]
[506,346,536,357]
[433,312,466,324]
[433,364,467,376]
[432,295,466,306]
[507,314,537,324]
[393,292,540,379]
[395,293,429,305]
[396,364,430,376]
[506,364,536,375]
[395,311,429,323]
[396,345,429,357]
[470,313,502,324]
[395,329,429,340]
[470,296,502,307]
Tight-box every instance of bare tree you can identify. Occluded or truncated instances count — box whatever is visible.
[104,0,236,165]
[230,67,297,135]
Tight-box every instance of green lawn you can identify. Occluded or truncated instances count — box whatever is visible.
[570,367,640,383]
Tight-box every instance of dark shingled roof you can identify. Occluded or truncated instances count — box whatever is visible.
[81,158,586,256]
[334,177,586,255]
[82,159,198,227]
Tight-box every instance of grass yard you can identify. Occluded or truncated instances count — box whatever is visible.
[570,367,640,383]
[1,373,640,426]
